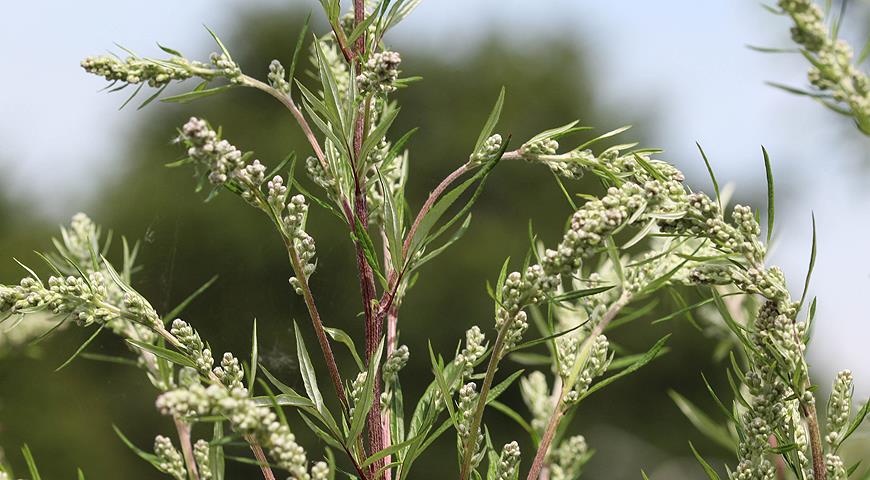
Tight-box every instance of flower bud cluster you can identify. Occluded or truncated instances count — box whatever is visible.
[548,435,590,480]
[559,334,611,403]
[495,441,520,480]
[778,0,870,133]
[170,319,214,373]
[520,138,559,157]
[311,461,330,480]
[81,55,202,87]
[81,49,243,89]
[63,213,100,264]
[752,300,806,368]
[455,382,484,468]
[520,371,553,436]
[825,369,853,448]
[213,352,244,390]
[365,148,407,226]
[383,345,410,382]
[154,435,186,480]
[178,117,249,186]
[826,453,847,480]
[268,59,291,94]
[209,53,242,84]
[283,195,317,294]
[661,196,766,265]
[194,439,212,480]
[455,326,486,376]
[469,134,503,165]
[156,382,319,479]
[456,382,479,440]
[356,51,402,95]
[305,156,337,195]
[542,182,654,275]
[688,263,735,285]
[495,265,557,351]
[350,371,368,417]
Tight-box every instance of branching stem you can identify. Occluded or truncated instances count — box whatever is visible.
[527,291,630,480]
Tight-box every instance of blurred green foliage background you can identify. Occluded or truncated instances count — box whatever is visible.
[0,5,866,479]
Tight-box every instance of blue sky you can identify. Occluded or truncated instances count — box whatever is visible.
[2,0,869,396]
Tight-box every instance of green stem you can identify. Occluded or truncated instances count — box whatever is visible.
[458,317,512,480]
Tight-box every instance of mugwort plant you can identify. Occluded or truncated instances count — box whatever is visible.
[1,0,867,479]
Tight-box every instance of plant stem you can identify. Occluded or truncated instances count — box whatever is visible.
[242,76,329,174]
[286,238,350,410]
[349,1,387,475]
[802,397,828,480]
[173,417,200,480]
[527,292,630,480]
[152,326,279,480]
[246,433,278,480]
[526,394,565,480]
[459,317,511,480]
[400,163,470,260]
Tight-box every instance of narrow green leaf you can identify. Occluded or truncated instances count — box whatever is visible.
[762,146,774,245]
[293,322,325,416]
[408,147,504,258]
[287,14,311,89]
[428,343,458,424]
[248,318,259,392]
[324,326,366,371]
[669,390,736,451]
[157,43,183,56]
[605,237,624,284]
[798,213,816,312]
[485,370,524,403]
[113,425,162,468]
[126,339,197,369]
[688,442,721,479]
[349,338,385,443]
[579,335,670,401]
[137,83,169,110]
[163,275,219,323]
[21,444,41,480]
[361,432,421,468]
[576,125,631,151]
[210,422,226,480]
[551,285,614,303]
[80,352,138,367]
[55,324,106,372]
[161,85,238,104]
[489,400,536,441]
[837,398,869,450]
[252,393,314,408]
[696,142,720,205]
[474,87,505,152]
[204,25,232,60]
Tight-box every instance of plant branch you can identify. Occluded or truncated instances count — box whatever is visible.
[347,1,387,475]
[246,433,278,480]
[527,291,631,480]
[459,313,512,480]
[400,162,470,260]
[286,238,351,410]
[152,325,278,480]
[242,75,330,174]
[173,417,200,480]
[801,393,828,480]
[526,393,565,480]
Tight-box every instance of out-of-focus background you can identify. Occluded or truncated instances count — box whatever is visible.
[1,1,868,478]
